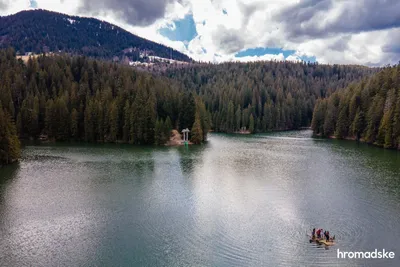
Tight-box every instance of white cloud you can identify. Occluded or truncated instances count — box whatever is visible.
[1,0,398,65]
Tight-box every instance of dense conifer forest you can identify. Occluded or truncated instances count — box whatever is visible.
[0,48,209,165]
[0,48,380,164]
[165,62,376,133]
[0,10,191,62]
[312,64,400,149]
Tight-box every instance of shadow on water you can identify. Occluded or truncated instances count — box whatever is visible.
[176,144,207,177]
[0,163,20,224]
[0,163,19,185]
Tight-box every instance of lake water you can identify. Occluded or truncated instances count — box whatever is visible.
[0,130,399,267]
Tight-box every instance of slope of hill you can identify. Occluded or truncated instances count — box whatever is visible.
[0,9,192,63]
[312,64,400,149]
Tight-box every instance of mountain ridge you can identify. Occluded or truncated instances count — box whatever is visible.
[0,9,192,63]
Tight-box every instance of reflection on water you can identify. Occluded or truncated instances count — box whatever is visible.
[0,130,399,267]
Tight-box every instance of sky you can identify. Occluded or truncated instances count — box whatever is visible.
[1,0,399,65]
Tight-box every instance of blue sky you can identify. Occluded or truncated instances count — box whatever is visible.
[159,12,317,63]
[29,0,38,9]
[159,14,197,42]
[2,0,399,65]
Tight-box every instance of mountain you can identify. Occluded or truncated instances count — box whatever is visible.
[0,9,192,63]
[312,64,400,149]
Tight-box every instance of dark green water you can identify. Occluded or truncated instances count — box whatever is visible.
[1,130,399,267]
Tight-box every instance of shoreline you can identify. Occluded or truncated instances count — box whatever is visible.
[317,134,400,151]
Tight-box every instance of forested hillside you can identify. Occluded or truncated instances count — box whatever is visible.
[312,64,400,149]
[0,47,380,164]
[0,48,209,161]
[165,62,377,133]
[0,10,191,62]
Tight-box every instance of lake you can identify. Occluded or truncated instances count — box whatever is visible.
[0,130,399,266]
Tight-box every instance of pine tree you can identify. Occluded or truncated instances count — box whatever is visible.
[109,101,119,142]
[179,92,196,130]
[235,105,241,131]
[311,100,326,135]
[378,109,393,147]
[191,112,203,144]
[123,100,130,143]
[154,118,162,145]
[54,98,70,141]
[335,104,349,139]
[352,109,365,140]
[227,101,235,133]
[163,116,173,143]
[45,99,54,137]
[70,108,79,139]
[0,105,21,164]
[84,100,95,142]
[249,114,255,133]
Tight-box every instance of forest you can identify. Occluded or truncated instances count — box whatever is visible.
[165,62,376,133]
[312,64,400,149]
[0,48,208,164]
[0,10,191,62]
[0,48,379,164]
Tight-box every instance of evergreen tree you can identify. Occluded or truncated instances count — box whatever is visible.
[235,105,241,131]
[179,92,196,130]
[335,104,349,139]
[249,114,255,133]
[109,101,119,142]
[123,100,131,143]
[227,101,235,133]
[191,112,203,144]
[352,109,365,140]
[154,118,162,145]
[70,108,79,139]
[163,116,173,142]
[0,105,21,164]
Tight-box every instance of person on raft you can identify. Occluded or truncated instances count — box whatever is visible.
[316,228,322,238]
[324,231,330,241]
[312,228,335,241]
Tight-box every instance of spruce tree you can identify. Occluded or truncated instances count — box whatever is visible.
[335,105,349,139]
[191,112,203,144]
[0,105,21,164]
[154,119,162,145]
[249,114,255,133]
[235,105,241,131]
[352,109,365,140]
[70,108,79,139]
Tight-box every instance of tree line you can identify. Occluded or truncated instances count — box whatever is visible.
[0,48,208,164]
[165,61,376,133]
[0,48,378,164]
[312,64,400,149]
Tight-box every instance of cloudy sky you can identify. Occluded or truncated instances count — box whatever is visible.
[1,0,399,65]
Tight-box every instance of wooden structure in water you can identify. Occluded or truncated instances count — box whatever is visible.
[181,128,190,146]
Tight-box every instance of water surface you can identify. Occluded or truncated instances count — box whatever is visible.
[1,130,399,266]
